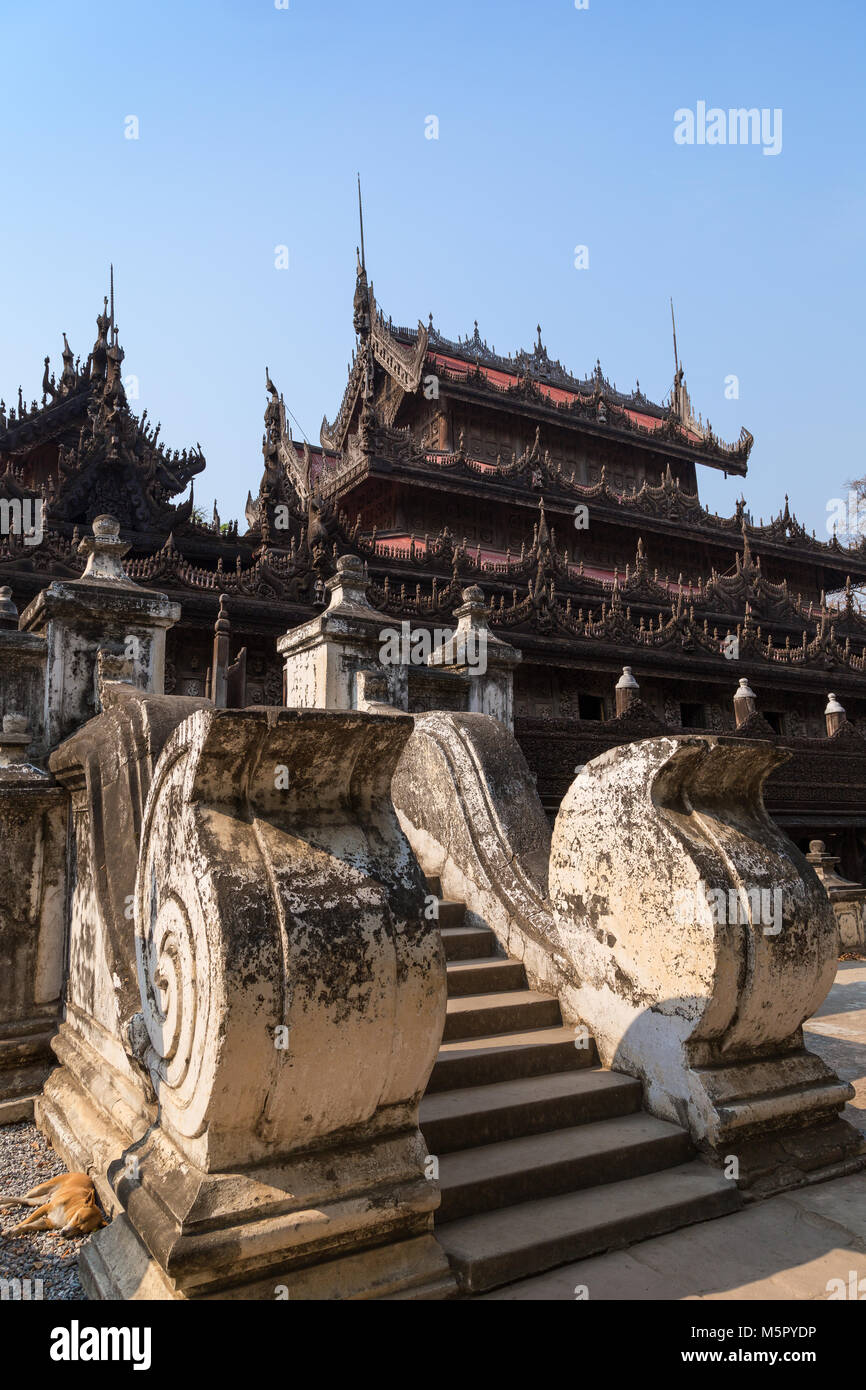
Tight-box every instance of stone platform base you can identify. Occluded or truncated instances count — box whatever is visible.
[721,1118,866,1199]
[81,1213,456,1301]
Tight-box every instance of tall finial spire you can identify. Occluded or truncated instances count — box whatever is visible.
[669,297,685,420]
[357,173,366,273]
[670,297,679,377]
[110,263,116,346]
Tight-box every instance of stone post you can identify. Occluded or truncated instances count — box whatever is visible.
[209,595,231,709]
[615,665,640,716]
[825,693,846,737]
[18,514,181,749]
[277,553,408,712]
[0,589,49,764]
[806,839,866,952]
[428,585,521,729]
[733,676,757,727]
[0,713,67,1123]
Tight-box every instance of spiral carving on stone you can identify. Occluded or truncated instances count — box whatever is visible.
[134,738,215,1137]
[138,892,199,1096]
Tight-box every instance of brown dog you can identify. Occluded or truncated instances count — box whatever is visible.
[0,1171,106,1237]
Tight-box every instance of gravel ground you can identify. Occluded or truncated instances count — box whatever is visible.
[0,1120,89,1300]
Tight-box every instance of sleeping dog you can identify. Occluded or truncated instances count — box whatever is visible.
[0,1171,106,1237]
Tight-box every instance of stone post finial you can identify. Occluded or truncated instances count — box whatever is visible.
[325,554,373,611]
[78,514,131,583]
[825,693,846,737]
[429,584,490,669]
[806,839,835,867]
[615,665,640,716]
[806,838,862,891]
[733,677,757,727]
[456,584,487,619]
[0,585,18,630]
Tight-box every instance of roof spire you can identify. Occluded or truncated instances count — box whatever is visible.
[670,297,688,421]
[353,184,371,341]
[110,263,116,345]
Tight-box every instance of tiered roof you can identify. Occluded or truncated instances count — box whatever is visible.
[319,261,753,474]
[0,278,205,531]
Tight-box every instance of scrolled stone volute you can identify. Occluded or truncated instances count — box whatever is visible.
[84,703,458,1300]
[134,705,444,1171]
[549,734,860,1188]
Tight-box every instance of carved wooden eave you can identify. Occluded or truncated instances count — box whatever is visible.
[415,320,753,475]
[432,366,752,474]
[0,463,34,502]
[370,299,429,394]
[320,344,371,451]
[0,381,95,456]
[314,415,866,581]
[4,507,865,685]
[319,299,428,452]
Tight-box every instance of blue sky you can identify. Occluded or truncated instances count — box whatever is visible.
[1,0,863,543]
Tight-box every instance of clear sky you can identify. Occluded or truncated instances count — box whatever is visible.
[1,0,863,545]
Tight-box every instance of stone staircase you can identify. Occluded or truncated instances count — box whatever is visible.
[419,882,742,1296]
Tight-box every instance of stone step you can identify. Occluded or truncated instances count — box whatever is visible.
[437,1112,694,1222]
[426,1025,598,1094]
[446,958,527,997]
[444,990,561,1042]
[420,1068,641,1154]
[435,900,467,931]
[441,925,496,961]
[438,1161,742,1295]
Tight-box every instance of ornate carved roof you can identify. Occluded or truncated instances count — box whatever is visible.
[320,259,752,471]
[0,283,205,530]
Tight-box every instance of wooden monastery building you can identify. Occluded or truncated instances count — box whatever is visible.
[2,262,866,878]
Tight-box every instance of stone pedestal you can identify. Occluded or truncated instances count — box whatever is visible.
[733,677,757,727]
[0,716,67,1123]
[614,665,640,716]
[824,694,846,738]
[428,585,520,729]
[277,554,408,712]
[78,706,454,1300]
[806,840,866,953]
[19,515,180,750]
